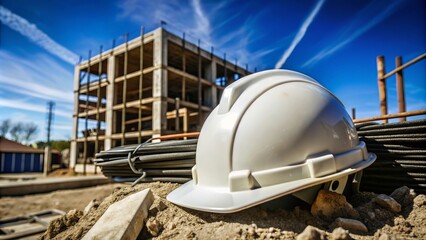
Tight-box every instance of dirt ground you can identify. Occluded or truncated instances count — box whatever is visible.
[0,183,127,218]
[1,182,425,239]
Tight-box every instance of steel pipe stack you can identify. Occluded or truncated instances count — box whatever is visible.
[94,139,197,183]
[356,119,426,194]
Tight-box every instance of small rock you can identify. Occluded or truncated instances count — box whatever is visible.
[330,218,368,233]
[296,226,327,240]
[390,186,415,207]
[367,211,375,219]
[413,194,426,207]
[268,227,275,233]
[157,200,168,211]
[83,199,99,215]
[331,227,352,240]
[373,194,401,213]
[311,190,359,221]
[146,219,162,236]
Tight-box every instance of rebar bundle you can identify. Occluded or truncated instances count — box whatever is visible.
[356,119,426,194]
[94,139,197,183]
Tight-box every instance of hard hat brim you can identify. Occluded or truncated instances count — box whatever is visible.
[167,153,376,213]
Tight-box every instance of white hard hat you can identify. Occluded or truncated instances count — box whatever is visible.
[167,69,376,213]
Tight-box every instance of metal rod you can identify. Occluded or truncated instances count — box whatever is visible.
[121,33,129,145]
[352,108,356,119]
[181,33,186,101]
[353,110,426,123]
[74,58,82,173]
[396,56,406,122]
[381,52,426,80]
[94,45,103,174]
[84,50,92,175]
[138,27,145,143]
[376,56,388,123]
[197,39,202,129]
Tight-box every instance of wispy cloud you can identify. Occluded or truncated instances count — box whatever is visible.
[275,0,325,69]
[0,5,79,64]
[302,1,402,68]
[0,98,71,118]
[116,0,270,68]
[191,0,212,45]
[0,50,73,103]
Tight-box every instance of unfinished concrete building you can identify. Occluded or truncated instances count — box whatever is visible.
[70,27,250,168]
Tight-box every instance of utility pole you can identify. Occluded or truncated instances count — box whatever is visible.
[44,101,55,176]
[46,101,55,146]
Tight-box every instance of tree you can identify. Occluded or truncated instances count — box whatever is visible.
[9,122,24,142]
[23,123,38,144]
[0,119,11,137]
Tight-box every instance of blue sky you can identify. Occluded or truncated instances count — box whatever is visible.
[0,0,425,142]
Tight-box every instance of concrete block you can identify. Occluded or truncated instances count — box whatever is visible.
[83,188,154,240]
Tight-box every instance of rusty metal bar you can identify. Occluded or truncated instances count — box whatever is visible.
[138,27,145,143]
[181,33,186,101]
[381,53,426,80]
[121,33,129,146]
[353,110,426,123]
[94,45,103,174]
[74,56,82,173]
[197,39,202,129]
[395,56,406,122]
[377,56,388,123]
[84,50,92,175]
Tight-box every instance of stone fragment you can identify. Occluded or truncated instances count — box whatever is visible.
[157,200,167,211]
[146,219,162,236]
[82,188,154,240]
[373,194,401,213]
[330,218,368,233]
[311,190,359,220]
[83,199,99,215]
[390,186,415,207]
[413,194,426,207]
[331,227,352,240]
[296,226,327,240]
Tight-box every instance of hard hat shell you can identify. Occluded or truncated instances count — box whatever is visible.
[167,69,376,213]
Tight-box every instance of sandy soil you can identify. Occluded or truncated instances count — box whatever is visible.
[3,182,421,239]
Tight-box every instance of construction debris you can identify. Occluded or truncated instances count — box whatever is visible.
[0,209,65,240]
[82,188,154,240]
[3,182,423,239]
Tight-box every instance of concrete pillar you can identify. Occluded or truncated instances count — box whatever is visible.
[43,146,51,176]
[208,60,218,107]
[105,56,116,150]
[70,65,81,169]
[152,28,168,135]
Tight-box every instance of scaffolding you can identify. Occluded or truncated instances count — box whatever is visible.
[69,27,250,169]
